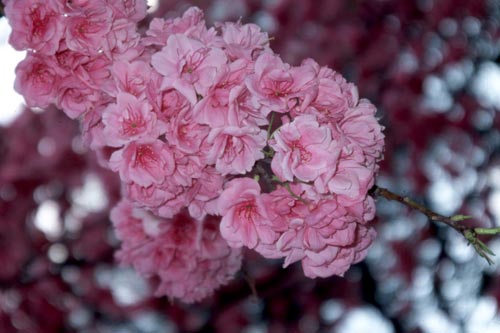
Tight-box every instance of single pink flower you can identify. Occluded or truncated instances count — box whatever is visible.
[64,6,113,55]
[193,60,250,127]
[218,178,275,249]
[110,60,158,98]
[228,84,269,127]
[206,124,267,175]
[327,149,375,206]
[304,72,351,122]
[107,0,147,22]
[169,154,205,188]
[80,102,110,150]
[339,100,385,164]
[56,77,101,119]
[216,21,271,61]
[110,199,149,243]
[291,61,360,122]
[109,140,175,187]
[54,41,90,74]
[14,53,64,108]
[318,66,359,108]
[164,108,210,154]
[302,225,376,278]
[147,85,191,123]
[74,54,114,93]
[102,92,158,147]
[246,53,318,114]
[142,7,212,47]
[151,34,227,104]
[125,182,175,209]
[5,0,65,55]
[270,115,340,182]
[185,167,224,219]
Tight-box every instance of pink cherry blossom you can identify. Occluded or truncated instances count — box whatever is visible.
[107,0,147,22]
[257,184,377,278]
[228,84,269,127]
[270,115,340,182]
[14,53,64,108]
[110,199,149,243]
[5,3,386,303]
[327,148,376,206]
[112,204,242,303]
[54,41,90,74]
[154,215,242,303]
[302,225,376,278]
[74,54,115,93]
[125,182,175,209]
[56,77,102,119]
[206,124,267,175]
[169,154,205,187]
[5,0,65,55]
[102,92,158,147]
[142,7,213,47]
[319,66,359,109]
[339,100,385,163]
[147,86,191,123]
[109,140,175,187]
[64,6,113,55]
[185,167,224,219]
[304,73,352,122]
[218,178,276,249]
[193,60,250,127]
[164,108,210,154]
[246,53,318,114]
[216,21,271,61]
[110,60,158,98]
[151,34,228,104]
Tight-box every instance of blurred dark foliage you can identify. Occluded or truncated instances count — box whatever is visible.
[1,0,500,332]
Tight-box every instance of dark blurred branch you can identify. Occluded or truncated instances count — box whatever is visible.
[373,185,499,264]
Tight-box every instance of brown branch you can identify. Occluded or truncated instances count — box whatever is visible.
[373,186,467,232]
[372,185,497,264]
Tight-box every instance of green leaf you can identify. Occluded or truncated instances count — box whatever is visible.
[451,215,473,222]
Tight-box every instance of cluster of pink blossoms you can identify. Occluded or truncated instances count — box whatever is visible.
[5,0,384,302]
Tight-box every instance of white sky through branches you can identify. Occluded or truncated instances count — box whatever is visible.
[0,17,25,126]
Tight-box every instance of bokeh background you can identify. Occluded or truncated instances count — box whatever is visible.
[1,0,500,332]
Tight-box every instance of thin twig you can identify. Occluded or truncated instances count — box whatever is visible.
[372,186,467,232]
[270,176,309,204]
[372,185,499,264]
[266,112,275,140]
